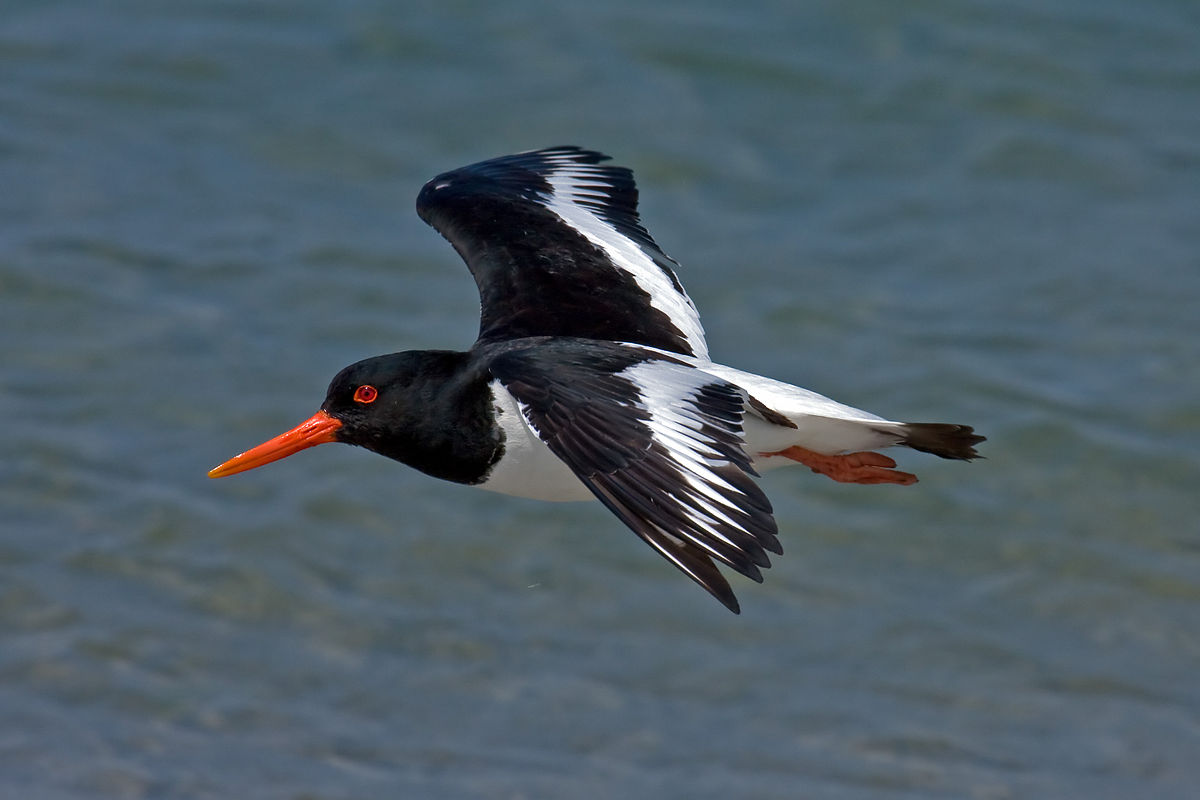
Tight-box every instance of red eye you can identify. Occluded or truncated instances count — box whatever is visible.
[353,385,378,404]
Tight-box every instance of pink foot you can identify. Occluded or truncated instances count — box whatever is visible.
[763,446,918,486]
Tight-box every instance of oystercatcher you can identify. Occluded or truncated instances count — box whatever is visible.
[209,146,983,613]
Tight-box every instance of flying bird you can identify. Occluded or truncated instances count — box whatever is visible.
[209,146,983,613]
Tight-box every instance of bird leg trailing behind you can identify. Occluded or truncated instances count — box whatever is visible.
[762,446,919,485]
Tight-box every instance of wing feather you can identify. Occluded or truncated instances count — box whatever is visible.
[417,147,709,359]
[489,339,779,613]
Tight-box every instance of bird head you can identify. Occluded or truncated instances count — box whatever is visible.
[207,352,442,478]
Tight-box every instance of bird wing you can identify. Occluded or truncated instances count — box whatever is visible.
[416,147,709,360]
[489,339,779,613]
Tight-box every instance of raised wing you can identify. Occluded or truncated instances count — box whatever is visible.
[489,339,779,613]
[416,146,709,360]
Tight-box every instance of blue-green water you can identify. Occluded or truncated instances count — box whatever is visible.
[3,2,1199,797]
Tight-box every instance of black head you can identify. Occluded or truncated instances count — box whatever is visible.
[321,352,454,453]
[208,350,478,479]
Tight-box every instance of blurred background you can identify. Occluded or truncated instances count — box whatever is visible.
[2,1,1198,798]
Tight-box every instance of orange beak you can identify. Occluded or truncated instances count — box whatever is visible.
[208,410,342,478]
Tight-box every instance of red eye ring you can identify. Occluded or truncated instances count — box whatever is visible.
[353,385,378,404]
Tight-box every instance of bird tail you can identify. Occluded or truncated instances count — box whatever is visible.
[892,423,986,460]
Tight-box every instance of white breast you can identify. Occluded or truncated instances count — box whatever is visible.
[476,380,595,502]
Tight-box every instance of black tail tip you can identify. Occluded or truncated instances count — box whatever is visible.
[900,423,986,460]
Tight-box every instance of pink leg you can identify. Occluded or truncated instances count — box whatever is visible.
[763,445,918,486]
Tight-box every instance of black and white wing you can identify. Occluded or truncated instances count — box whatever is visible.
[489,339,779,613]
[416,146,709,360]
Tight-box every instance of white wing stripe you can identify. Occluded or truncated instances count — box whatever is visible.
[652,424,726,466]
[654,501,744,560]
[684,490,749,536]
[621,360,757,518]
[675,464,750,513]
[542,167,709,360]
[669,471,749,527]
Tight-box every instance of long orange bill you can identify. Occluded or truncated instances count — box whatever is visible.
[208,410,342,478]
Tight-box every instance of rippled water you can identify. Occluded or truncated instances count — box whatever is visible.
[3,1,1198,797]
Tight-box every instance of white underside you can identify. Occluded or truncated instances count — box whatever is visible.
[476,360,907,503]
[478,380,595,501]
[696,361,904,470]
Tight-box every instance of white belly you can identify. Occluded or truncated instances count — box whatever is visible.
[475,362,902,499]
[678,360,902,461]
[476,381,595,502]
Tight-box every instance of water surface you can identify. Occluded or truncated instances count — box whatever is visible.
[2,1,1198,798]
